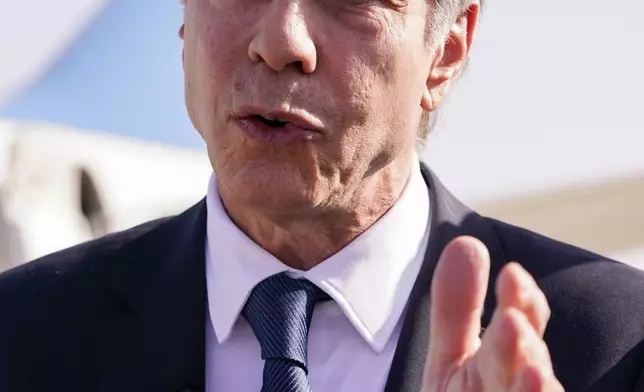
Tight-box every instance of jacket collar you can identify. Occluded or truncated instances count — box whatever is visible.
[383,162,507,392]
[99,200,208,392]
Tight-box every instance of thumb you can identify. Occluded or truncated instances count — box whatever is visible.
[427,236,490,376]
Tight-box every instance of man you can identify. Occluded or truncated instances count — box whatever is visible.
[1,0,644,391]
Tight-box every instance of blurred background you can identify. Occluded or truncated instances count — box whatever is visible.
[0,0,642,271]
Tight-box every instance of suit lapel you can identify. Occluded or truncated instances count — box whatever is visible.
[384,163,508,392]
[92,163,506,392]
[97,200,208,392]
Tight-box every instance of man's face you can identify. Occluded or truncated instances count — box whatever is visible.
[182,0,464,214]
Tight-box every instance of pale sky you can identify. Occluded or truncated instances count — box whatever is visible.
[425,0,644,203]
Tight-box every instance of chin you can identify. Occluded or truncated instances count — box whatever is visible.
[219,159,324,216]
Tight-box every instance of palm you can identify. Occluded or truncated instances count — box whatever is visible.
[421,237,564,392]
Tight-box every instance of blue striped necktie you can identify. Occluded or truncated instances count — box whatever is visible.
[242,272,327,392]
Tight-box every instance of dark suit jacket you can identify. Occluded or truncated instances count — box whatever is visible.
[2,165,644,392]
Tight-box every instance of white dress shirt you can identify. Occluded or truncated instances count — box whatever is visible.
[204,161,431,392]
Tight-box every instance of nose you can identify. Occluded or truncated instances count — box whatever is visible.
[248,2,317,74]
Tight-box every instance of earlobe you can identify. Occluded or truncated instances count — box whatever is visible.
[420,89,433,112]
[179,25,185,66]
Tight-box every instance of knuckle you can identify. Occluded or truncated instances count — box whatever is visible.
[535,289,551,323]
[526,285,550,325]
[497,309,523,355]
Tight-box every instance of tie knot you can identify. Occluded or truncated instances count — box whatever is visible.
[242,273,326,370]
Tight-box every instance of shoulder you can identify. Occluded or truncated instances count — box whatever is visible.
[485,217,644,391]
[485,217,644,297]
[0,216,172,334]
[0,217,171,295]
[0,217,174,387]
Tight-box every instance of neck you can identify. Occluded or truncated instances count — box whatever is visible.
[221,156,415,270]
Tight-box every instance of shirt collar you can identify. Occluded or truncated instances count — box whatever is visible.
[205,159,430,353]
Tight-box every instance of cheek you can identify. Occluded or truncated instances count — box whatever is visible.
[183,7,249,133]
[324,37,407,129]
[322,11,412,110]
[369,30,428,129]
[325,36,424,162]
[184,44,242,177]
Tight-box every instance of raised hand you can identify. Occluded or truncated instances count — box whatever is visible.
[423,236,564,392]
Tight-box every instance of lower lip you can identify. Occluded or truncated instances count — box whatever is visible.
[234,118,317,145]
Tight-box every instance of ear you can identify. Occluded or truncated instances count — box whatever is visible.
[421,2,480,112]
[179,24,185,67]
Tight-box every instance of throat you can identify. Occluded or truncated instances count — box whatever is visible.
[227,200,400,271]
[218,156,414,270]
[249,220,372,271]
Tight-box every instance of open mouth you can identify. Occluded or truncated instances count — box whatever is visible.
[236,111,320,144]
[250,114,289,128]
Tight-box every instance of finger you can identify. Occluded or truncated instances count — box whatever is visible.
[477,307,554,390]
[496,263,551,337]
[510,365,565,392]
[427,236,490,374]
[510,366,542,392]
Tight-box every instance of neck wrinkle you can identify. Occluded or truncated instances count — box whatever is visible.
[220,156,414,270]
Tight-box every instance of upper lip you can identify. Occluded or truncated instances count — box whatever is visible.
[233,106,325,133]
